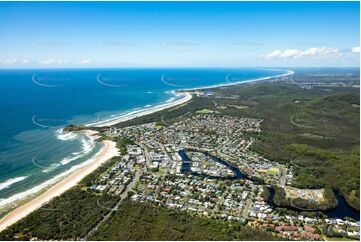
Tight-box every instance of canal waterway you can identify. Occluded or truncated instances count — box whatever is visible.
[268,187,360,221]
[179,149,360,221]
[179,149,246,179]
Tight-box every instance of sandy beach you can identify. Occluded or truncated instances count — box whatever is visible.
[180,69,295,91]
[0,131,119,232]
[0,70,294,233]
[86,70,293,128]
[87,91,193,127]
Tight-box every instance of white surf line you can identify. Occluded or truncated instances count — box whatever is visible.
[0,177,28,192]
[87,91,192,127]
[87,69,293,127]
[0,137,118,232]
[181,69,294,92]
[0,130,98,210]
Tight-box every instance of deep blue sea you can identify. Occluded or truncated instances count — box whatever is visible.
[0,68,287,213]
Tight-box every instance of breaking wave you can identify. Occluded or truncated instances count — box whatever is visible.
[59,137,95,165]
[55,129,78,141]
[0,176,28,191]
[0,154,99,208]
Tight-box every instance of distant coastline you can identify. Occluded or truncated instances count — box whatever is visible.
[88,91,193,127]
[0,68,293,232]
[180,69,294,92]
[87,69,294,128]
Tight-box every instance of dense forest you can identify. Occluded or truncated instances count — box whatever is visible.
[0,136,277,241]
[0,68,358,240]
[0,188,118,241]
[90,200,279,241]
[107,69,360,210]
[0,171,276,241]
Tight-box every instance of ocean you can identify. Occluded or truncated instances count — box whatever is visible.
[0,68,287,214]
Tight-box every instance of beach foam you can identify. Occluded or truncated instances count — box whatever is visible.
[59,137,95,165]
[56,129,78,141]
[0,139,118,232]
[180,69,294,92]
[0,130,99,208]
[86,91,192,127]
[0,173,65,208]
[0,177,28,192]
[0,68,293,230]
[0,144,101,208]
[85,69,293,128]
[41,163,60,173]
[54,128,97,166]
[166,97,176,103]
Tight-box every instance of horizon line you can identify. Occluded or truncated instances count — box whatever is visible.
[0,66,359,70]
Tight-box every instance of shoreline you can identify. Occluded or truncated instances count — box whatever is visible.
[88,91,193,127]
[0,131,119,232]
[88,69,294,127]
[0,130,100,210]
[0,68,294,232]
[180,69,294,92]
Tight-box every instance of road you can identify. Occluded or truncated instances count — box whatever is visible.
[242,198,252,219]
[279,166,288,188]
[82,142,151,240]
[154,141,171,160]
[82,167,143,240]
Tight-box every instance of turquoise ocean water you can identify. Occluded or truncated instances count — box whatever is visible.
[0,68,287,212]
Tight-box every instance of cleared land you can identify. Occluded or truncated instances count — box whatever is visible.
[285,187,325,203]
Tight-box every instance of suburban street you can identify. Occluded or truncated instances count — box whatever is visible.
[82,168,143,240]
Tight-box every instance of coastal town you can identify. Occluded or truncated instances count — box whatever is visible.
[89,114,360,241]
[0,0,360,240]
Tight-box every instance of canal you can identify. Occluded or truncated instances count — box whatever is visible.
[178,149,246,179]
[268,187,360,221]
[325,192,360,221]
[179,149,360,221]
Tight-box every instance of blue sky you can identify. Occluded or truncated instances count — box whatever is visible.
[0,1,359,68]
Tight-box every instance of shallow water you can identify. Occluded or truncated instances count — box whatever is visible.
[0,68,286,209]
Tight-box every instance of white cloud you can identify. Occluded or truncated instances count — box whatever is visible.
[37,59,92,65]
[77,59,92,65]
[0,59,31,65]
[0,58,18,65]
[264,47,341,59]
[351,46,360,53]
[0,58,92,66]
[38,59,70,65]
